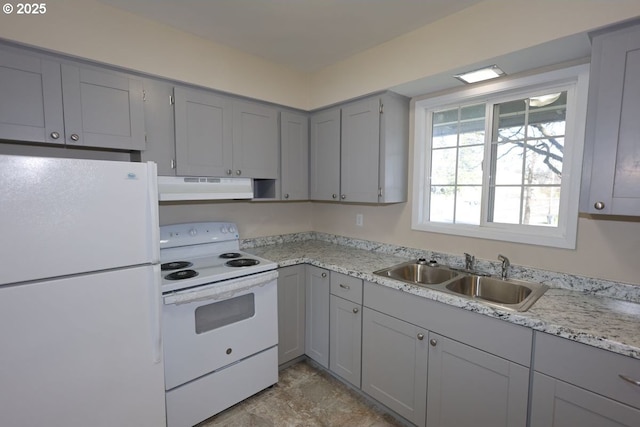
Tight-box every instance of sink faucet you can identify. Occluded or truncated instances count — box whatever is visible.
[464,253,475,271]
[498,254,510,280]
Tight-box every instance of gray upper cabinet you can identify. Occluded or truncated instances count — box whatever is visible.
[232,100,279,179]
[0,46,145,150]
[0,48,63,144]
[309,92,409,204]
[173,87,278,178]
[61,64,145,150]
[280,111,309,200]
[174,87,233,177]
[309,107,341,201]
[138,79,176,176]
[427,333,529,427]
[581,23,640,215]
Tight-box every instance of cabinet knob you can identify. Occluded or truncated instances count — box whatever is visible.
[50,131,60,140]
[70,134,79,142]
[594,201,605,210]
[353,307,359,314]
[235,170,241,176]
[339,283,350,290]
[417,333,424,341]
[226,169,232,175]
[332,194,337,199]
[284,194,289,199]
[321,272,327,278]
[226,348,232,355]
[341,194,346,200]
[430,338,437,347]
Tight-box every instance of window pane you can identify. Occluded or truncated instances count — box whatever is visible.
[492,186,521,224]
[455,186,482,225]
[432,109,458,148]
[430,186,455,223]
[431,148,457,185]
[522,186,561,226]
[528,91,567,138]
[494,142,523,185]
[459,105,485,146]
[496,100,526,141]
[525,139,563,185]
[457,146,484,184]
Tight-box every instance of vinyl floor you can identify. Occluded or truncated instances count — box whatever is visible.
[197,360,406,427]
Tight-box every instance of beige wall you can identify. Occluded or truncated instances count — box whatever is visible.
[2,0,639,285]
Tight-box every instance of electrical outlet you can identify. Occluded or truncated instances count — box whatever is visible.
[356,213,364,227]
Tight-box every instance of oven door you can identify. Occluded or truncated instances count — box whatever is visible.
[162,271,278,391]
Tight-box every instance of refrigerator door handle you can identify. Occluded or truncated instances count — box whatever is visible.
[149,264,163,364]
[146,162,161,264]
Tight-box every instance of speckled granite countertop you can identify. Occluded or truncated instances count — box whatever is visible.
[245,239,640,360]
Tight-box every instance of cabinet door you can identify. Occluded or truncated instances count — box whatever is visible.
[0,48,64,144]
[61,64,145,150]
[329,295,362,388]
[277,265,306,365]
[309,108,341,201]
[305,265,330,368]
[531,372,640,427]
[340,97,381,203]
[280,111,309,200]
[427,333,529,427]
[232,100,279,179]
[362,307,427,427]
[583,24,640,215]
[174,87,233,177]
[139,79,176,176]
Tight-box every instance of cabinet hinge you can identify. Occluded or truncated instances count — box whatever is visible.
[379,101,384,114]
[169,95,175,105]
[145,134,148,143]
[142,90,147,102]
[378,188,383,197]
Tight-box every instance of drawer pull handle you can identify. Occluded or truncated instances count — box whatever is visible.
[339,284,350,290]
[619,374,640,387]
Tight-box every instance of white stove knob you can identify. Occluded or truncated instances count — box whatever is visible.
[228,225,236,234]
[189,228,197,236]
[220,226,228,234]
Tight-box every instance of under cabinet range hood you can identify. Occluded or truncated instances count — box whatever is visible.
[158,176,253,201]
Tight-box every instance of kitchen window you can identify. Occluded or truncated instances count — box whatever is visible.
[412,65,589,248]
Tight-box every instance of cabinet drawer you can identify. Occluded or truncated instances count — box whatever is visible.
[330,272,363,304]
[534,332,640,409]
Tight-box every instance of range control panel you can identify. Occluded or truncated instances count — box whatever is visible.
[159,222,239,249]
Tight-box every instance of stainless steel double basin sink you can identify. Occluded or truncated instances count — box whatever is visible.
[373,260,549,312]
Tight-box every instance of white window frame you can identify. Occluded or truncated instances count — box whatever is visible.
[412,64,590,249]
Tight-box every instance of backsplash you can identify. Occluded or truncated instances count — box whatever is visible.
[241,231,640,304]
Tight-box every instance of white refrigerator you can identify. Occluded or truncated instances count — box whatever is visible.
[0,155,166,427]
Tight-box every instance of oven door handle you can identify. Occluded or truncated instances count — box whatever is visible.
[163,270,279,305]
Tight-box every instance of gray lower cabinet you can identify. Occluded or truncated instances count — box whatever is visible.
[0,45,145,150]
[581,22,640,215]
[530,372,640,427]
[531,332,640,426]
[280,111,309,200]
[304,265,330,368]
[309,107,341,201]
[173,87,278,178]
[426,333,529,427]
[328,271,363,388]
[362,307,428,427]
[277,265,306,365]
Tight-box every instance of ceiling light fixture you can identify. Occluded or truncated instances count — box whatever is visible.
[454,65,505,84]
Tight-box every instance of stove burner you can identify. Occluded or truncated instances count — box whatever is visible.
[161,261,193,271]
[165,269,199,280]
[219,252,242,259]
[225,258,260,267]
